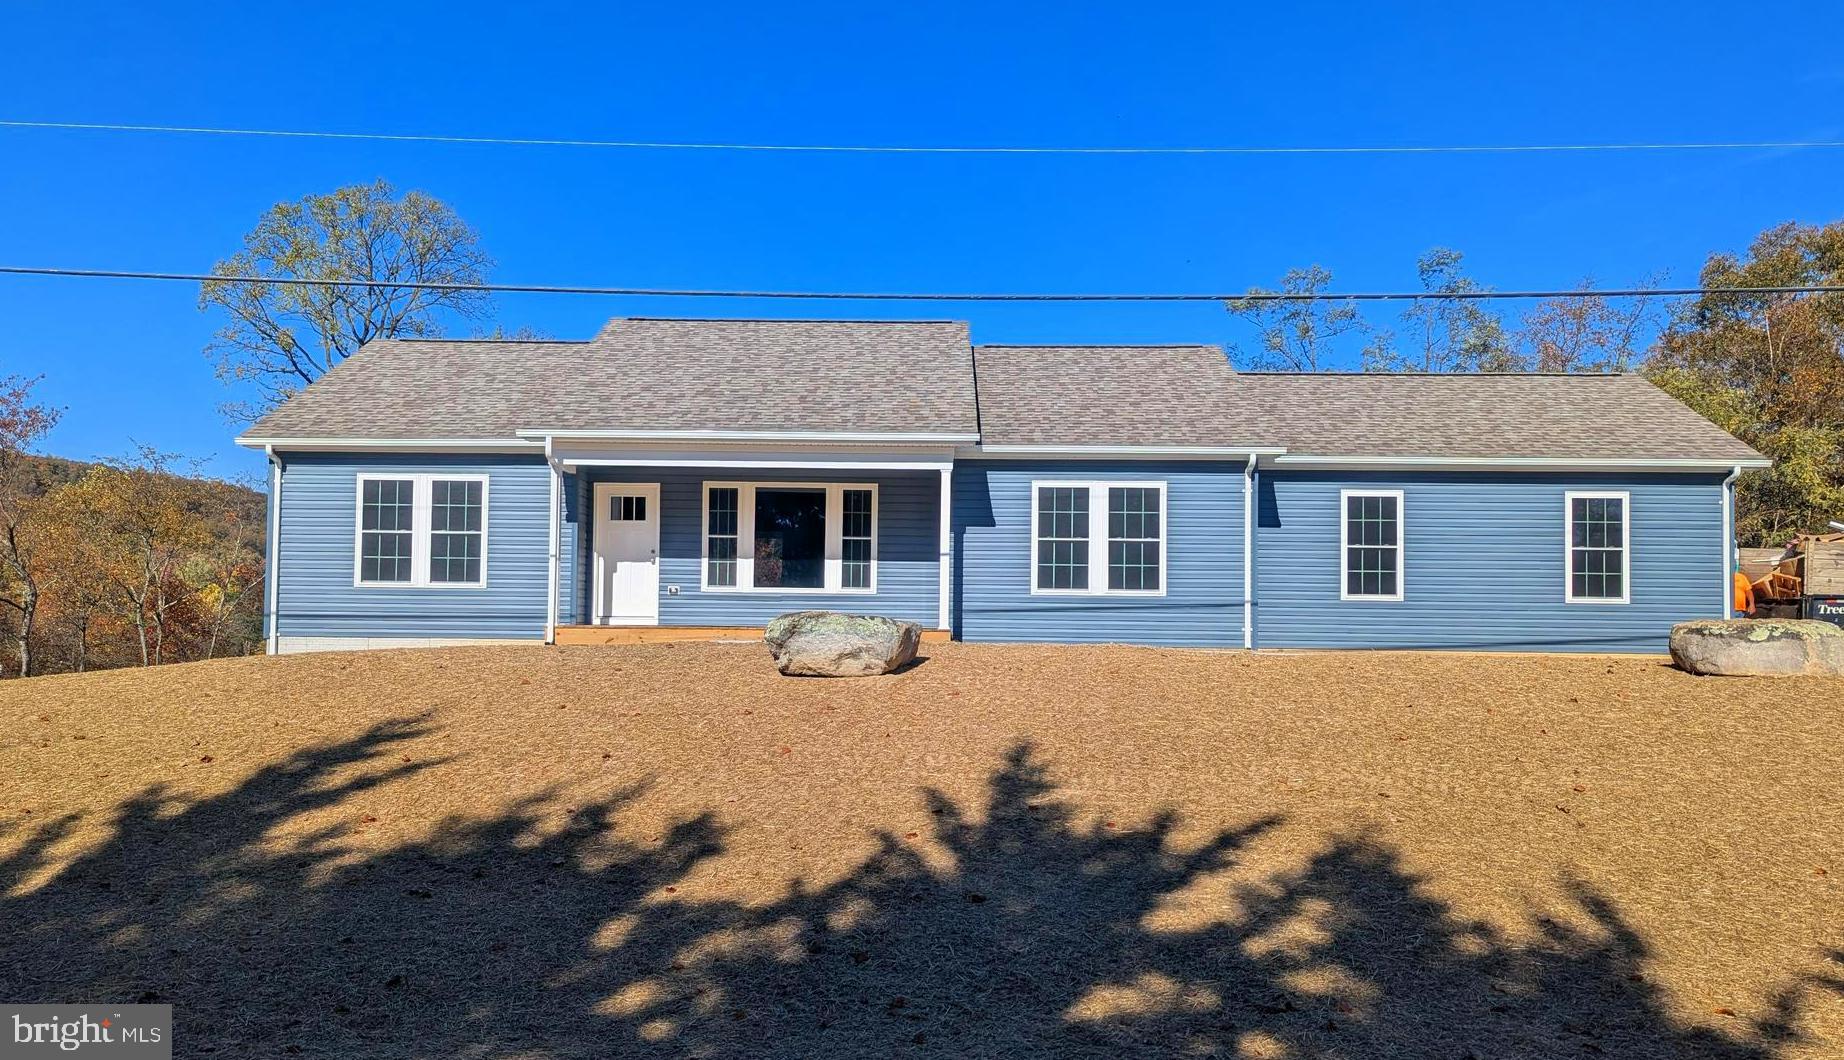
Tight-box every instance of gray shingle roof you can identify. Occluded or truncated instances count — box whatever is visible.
[247,318,978,439]
[972,344,1267,448]
[246,316,1762,463]
[1232,372,1764,461]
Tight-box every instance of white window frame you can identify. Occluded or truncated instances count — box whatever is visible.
[700,481,878,594]
[1564,490,1631,605]
[353,473,490,589]
[1029,480,1168,598]
[1338,488,1405,602]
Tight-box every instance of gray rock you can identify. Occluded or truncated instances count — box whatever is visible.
[1668,618,1844,677]
[764,611,922,677]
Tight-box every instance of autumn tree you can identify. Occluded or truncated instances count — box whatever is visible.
[1644,219,1844,544]
[44,450,215,666]
[1223,265,1373,371]
[0,375,62,676]
[201,179,494,421]
[1365,248,1521,373]
[1517,278,1661,373]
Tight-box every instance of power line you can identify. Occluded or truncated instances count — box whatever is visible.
[6,119,1844,157]
[3,265,1842,302]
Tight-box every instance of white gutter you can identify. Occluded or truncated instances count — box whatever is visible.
[1721,463,1743,617]
[972,444,1288,458]
[517,429,980,444]
[1243,453,1257,649]
[235,435,539,451]
[1272,454,1773,470]
[265,445,282,655]
[545,435,562,644]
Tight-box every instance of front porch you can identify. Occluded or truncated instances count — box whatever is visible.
[553,624,956,646]
[540,438,956,642]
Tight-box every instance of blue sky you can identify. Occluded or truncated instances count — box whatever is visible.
[3,1,1842,480]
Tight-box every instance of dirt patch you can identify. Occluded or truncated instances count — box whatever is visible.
[2,643,1840,1057]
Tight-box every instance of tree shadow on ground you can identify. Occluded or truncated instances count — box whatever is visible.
[0,726,1830,1058]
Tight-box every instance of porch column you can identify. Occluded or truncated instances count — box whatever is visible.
[545,456,561,644]
[937,466,952,631]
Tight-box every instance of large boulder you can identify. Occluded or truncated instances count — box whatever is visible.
[765,611,922,677]
[1668,618,1844,677]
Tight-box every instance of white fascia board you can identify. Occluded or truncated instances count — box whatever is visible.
[236,435,541,453]
[517,428,980,445]
[1270,454,1773,471]
[963,445,1286,460]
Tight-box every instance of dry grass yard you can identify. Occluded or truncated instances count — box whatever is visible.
[2,642,1840,1058]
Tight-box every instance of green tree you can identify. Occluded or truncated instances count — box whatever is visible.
[1365,248,1522,373]
[1223,265,1373,371]
[201,180,494,421]
[1644,219,1844,544]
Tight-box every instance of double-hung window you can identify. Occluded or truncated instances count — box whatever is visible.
[1340,489,1403,601]
[701,482,878,593]
[1565,491,1629,603]
[1032,481,1165,596]
[354,474,489,588]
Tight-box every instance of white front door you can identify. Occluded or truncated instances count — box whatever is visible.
[593,483,661,625]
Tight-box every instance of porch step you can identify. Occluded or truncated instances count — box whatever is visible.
[554,625,951,646]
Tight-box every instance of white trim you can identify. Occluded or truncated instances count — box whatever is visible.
[352,473,491,589]
[1564,490,1632,605]
[561,454,952,471]
[1721,464,1742,617]
[699,481,880,595]
[938,467,953,631]
[1274,454,1772,471]
[968,444,1285,460]
[520,429,977,444]
[1338,489,1405,602]
[265,447,282,655]
[237,436,538,452]
[1243,459,1255,647]
[1028,480,1168,598]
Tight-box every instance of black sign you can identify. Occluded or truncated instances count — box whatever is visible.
[1809,596,1844,628]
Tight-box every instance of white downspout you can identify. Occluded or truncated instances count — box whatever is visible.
[265,445,282,655]
[937,466,953,632]
[1243,454,1256,649]
[1721,463,1742,617]
[545,436,561,644]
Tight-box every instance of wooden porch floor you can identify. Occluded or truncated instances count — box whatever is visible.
[554,625,953,646]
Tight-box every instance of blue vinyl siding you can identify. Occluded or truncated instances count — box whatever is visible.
[952,460,1247,647]
[1254,470,1727,653]
[572,468,940,627]
[275,453,550,639]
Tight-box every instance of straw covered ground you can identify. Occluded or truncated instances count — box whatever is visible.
[2,642,1840,1058]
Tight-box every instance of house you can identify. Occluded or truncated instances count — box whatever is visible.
[237,317,1769,655]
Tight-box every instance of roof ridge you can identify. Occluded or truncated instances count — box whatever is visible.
[615,316,969,325]
[976,342,1226,350]
[379,337,590,345]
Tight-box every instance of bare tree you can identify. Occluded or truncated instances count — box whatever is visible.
[1365,248,1523,372]
[201,179,494,421]
[1224,265,1372,371]
[0,375,61,677]
[1519,276,1662,373]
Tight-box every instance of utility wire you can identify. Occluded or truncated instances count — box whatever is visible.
[2,265,1841,302]
[6,119,1844,156]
